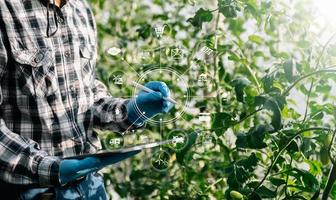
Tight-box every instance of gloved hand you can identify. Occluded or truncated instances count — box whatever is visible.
[127,81,173,125]
[59,150,141,184]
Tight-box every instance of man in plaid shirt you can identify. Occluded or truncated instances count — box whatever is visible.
[0,0,173,199]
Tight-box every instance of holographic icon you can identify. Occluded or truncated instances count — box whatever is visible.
[172,136,184,144]
[196,129,216,146]
[108,71,126,87]
[105,133,124,150]
[154,25,167,38]
[167,130,188,151]
[140,51,151,59]
[171,47,183,60]
[133,48,154,63]
[151,150,170,172]
[194,46,214,60]
[110,138,121,145]
[107,47,122,56]
[202,134,212,145]
[199,113,211,122]
[198,73,208,83]
[112,75,123,85]
[201,46,213,55]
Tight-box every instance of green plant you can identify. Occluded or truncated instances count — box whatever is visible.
[90,0,336,199]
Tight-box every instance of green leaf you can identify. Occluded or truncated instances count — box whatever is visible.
[283,59,295,82]
[187,8,213,28]
[136,23,152,39]
[225,165,250,188]
[236,153,259,171]
[248,35,263,45]
[269,177,286,186]
[218,0,241,18]
[228,18,246,35]
[217,44,233,55]
[236,125,269,149]
[211,112,236,136]
[255,95,282,131]
[288,168,319,192]
[331,183,336,199]
[248,192,262,200]
[255,185,277,198]
[232,77,251,103]
[305,159,322,176]
[176,132,198,164]
[261,73,275,93]
[316,85,332,94]
[225,154,259,189]
[245,0,260,22]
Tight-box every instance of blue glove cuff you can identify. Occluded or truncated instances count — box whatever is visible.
[126,100,146,126]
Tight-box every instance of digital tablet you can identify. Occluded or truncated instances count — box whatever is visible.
[64,138,181,160]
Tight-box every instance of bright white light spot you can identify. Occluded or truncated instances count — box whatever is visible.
[314,0,336,22]
[107,47,121,56]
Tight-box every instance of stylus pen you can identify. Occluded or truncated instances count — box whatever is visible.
[132,81,178,105]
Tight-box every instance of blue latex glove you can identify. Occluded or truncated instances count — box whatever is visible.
[127,81,173,125]
[59,150,141,185]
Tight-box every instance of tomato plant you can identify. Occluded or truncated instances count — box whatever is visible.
[90,0,336,199]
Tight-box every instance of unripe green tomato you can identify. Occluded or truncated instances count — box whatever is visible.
[320,146,330,165]
[230,190,244,200]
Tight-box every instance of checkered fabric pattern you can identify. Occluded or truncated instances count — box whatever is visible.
[0,0,138,187]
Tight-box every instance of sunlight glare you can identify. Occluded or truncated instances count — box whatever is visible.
[313,0,336,22]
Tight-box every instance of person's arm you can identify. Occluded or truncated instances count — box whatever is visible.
[91,79,143,132]
[91,79,174,132]
[0,28,60,187]
[59,81,173,185]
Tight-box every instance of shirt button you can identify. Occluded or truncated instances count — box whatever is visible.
[64,51,71,58]
[70,85,75,91]
[34,52,44,63]
[58,17,65,24]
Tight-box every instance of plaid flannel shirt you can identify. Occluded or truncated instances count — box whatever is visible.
[0,0,138,187]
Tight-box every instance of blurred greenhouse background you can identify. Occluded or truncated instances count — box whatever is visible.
[89,0,336,199]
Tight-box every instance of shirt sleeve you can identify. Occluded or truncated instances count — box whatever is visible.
[0,26,61,187]
[83,1,143,133]
[91,79,144,133]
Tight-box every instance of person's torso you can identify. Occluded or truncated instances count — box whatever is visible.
[0,0,101,157]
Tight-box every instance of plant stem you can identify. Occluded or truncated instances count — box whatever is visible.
[243,62,262,93]
[213,11,222,112]
[322,164,336,200]
[251,127,332,195]
[204,178,224,192]
[301,79,314,123]
[284,156,293,197]
[322,129,336,199]
[282,68,336,96]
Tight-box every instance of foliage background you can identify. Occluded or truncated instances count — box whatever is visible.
[89,0,336,199]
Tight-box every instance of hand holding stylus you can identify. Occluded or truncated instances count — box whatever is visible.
[126,81,174,125]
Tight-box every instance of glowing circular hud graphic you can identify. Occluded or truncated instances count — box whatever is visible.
[167,129,188,152]
[132,68,190,125]
[151,149,170,172]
